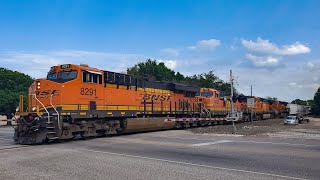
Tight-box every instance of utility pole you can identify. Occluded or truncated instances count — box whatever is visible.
[251,85,253,126]
[230,70,236,134]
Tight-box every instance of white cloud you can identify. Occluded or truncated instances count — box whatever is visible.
[188,39,221,50]
[160,60,177,69]
[0,50,146,78]
[306,61,320,72]
[245,54,280,67]
[160,48,180,56]
[307,61,315,68]
[289,82,297,86]
[241,37,310,55]
[0,50,180,78]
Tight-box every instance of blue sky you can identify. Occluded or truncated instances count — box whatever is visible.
[1,0,319,101]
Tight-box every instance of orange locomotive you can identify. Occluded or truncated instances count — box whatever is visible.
[196,88,288,121]
[196,88,231,116]
[15,64,202,144]
[14,64,288,144]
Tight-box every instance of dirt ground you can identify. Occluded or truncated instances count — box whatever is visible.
[189,117,320,139]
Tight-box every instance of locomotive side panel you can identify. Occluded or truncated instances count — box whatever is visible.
[32,65,199,119]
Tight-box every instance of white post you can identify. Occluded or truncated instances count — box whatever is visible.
[230,70,236,134]
[251,85,253,126]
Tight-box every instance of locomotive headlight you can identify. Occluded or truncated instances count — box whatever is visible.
[37,82,40,86]
[16,106,19,112]
[32,106,37,111]
[37,81,40,89]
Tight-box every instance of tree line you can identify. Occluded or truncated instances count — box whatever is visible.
[290,91,320,115]
[0,68,33,117]
[127,59,236,96]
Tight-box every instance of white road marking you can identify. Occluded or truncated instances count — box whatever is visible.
[82,149,307,180]
[191,140,233,146]
[237,140,320,147]
[156,136,217,141]
[152,136,320,147]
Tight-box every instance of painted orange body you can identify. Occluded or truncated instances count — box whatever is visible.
[30,64,198,118]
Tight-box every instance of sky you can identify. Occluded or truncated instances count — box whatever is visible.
[0,0,319,102]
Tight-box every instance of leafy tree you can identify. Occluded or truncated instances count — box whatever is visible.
[127,59,175,81]
[312,88,320,115]
[291,99,313,106]
[0,68,33,117]
[174,72,185,82]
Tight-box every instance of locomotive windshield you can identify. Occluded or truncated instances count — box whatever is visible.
[58,71,78,80]
[47,73,56,80]
[201,91,213,98]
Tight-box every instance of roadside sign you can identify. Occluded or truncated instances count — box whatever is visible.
[247,98,255,108]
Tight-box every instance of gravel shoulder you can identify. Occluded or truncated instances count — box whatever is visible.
[189,117,320,140]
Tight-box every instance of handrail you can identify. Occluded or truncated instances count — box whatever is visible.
[201,104,211,118]
[50,94,61,129]
[33,94,50,123]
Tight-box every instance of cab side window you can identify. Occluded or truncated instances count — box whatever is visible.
[82,71,102,84]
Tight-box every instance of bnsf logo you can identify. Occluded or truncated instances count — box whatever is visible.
[143,94,172,101]
[36,90,59,96]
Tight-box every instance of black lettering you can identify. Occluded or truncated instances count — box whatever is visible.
[159,95,166,101]
[40,90,50,96]
[80,88,97,97]
[61,64,70,69]
[152,95,160,100]
[143,94,151,100]
[85,88,89,95]
[167,96,172,101]
[51,89,59,95]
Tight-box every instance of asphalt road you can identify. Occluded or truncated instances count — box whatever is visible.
[0,126,319,180]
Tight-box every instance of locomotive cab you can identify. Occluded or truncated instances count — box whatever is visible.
[196,88,228,114]
[15,64,105,144]
[25,64,103,115]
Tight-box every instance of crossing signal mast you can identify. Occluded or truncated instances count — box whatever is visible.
[226,70,242,125]
[226,70,242,134]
